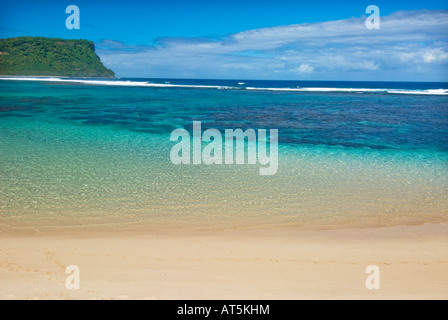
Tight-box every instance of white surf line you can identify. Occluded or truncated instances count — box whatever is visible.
[0,77,237,90]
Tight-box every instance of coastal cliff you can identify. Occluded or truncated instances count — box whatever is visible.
[0,37,114,78]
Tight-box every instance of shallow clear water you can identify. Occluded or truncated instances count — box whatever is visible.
[0,78,447,229]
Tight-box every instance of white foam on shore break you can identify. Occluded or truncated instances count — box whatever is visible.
[246,87,448,95]
[1,77,447,95]
[0,77,235,90]
[387,89,448,95]
[246,87,387,93]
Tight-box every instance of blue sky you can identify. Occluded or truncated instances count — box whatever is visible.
[1,0,448,80]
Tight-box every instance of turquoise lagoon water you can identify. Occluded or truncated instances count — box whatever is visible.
[0,78,447,229]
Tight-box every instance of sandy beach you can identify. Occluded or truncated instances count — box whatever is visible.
[2,0,448,303]
[1,222,447,300]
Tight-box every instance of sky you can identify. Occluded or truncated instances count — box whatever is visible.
[1,0,448,81]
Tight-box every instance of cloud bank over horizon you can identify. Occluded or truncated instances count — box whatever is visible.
[97,10,448,81]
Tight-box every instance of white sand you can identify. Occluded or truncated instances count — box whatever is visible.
[1,223,447,300]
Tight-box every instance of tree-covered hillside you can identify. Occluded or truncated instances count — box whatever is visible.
[0,37,115,78]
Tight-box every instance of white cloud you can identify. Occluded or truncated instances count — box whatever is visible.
[98,10,448,81]
[424,52,437,63]
[423,48,448,63]
[290,64,314,74]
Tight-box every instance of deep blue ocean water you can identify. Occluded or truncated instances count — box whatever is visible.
[1,78,448,151]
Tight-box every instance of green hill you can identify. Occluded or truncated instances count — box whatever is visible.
[0,37,115,78]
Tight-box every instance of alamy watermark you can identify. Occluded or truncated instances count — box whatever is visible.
[365,5,380,30]
[170,121,278,175]
[66,5,80,30]
[365,265,380,289]
[65,265,80,290]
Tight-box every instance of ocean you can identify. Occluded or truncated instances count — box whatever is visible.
[0,77,447,229]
